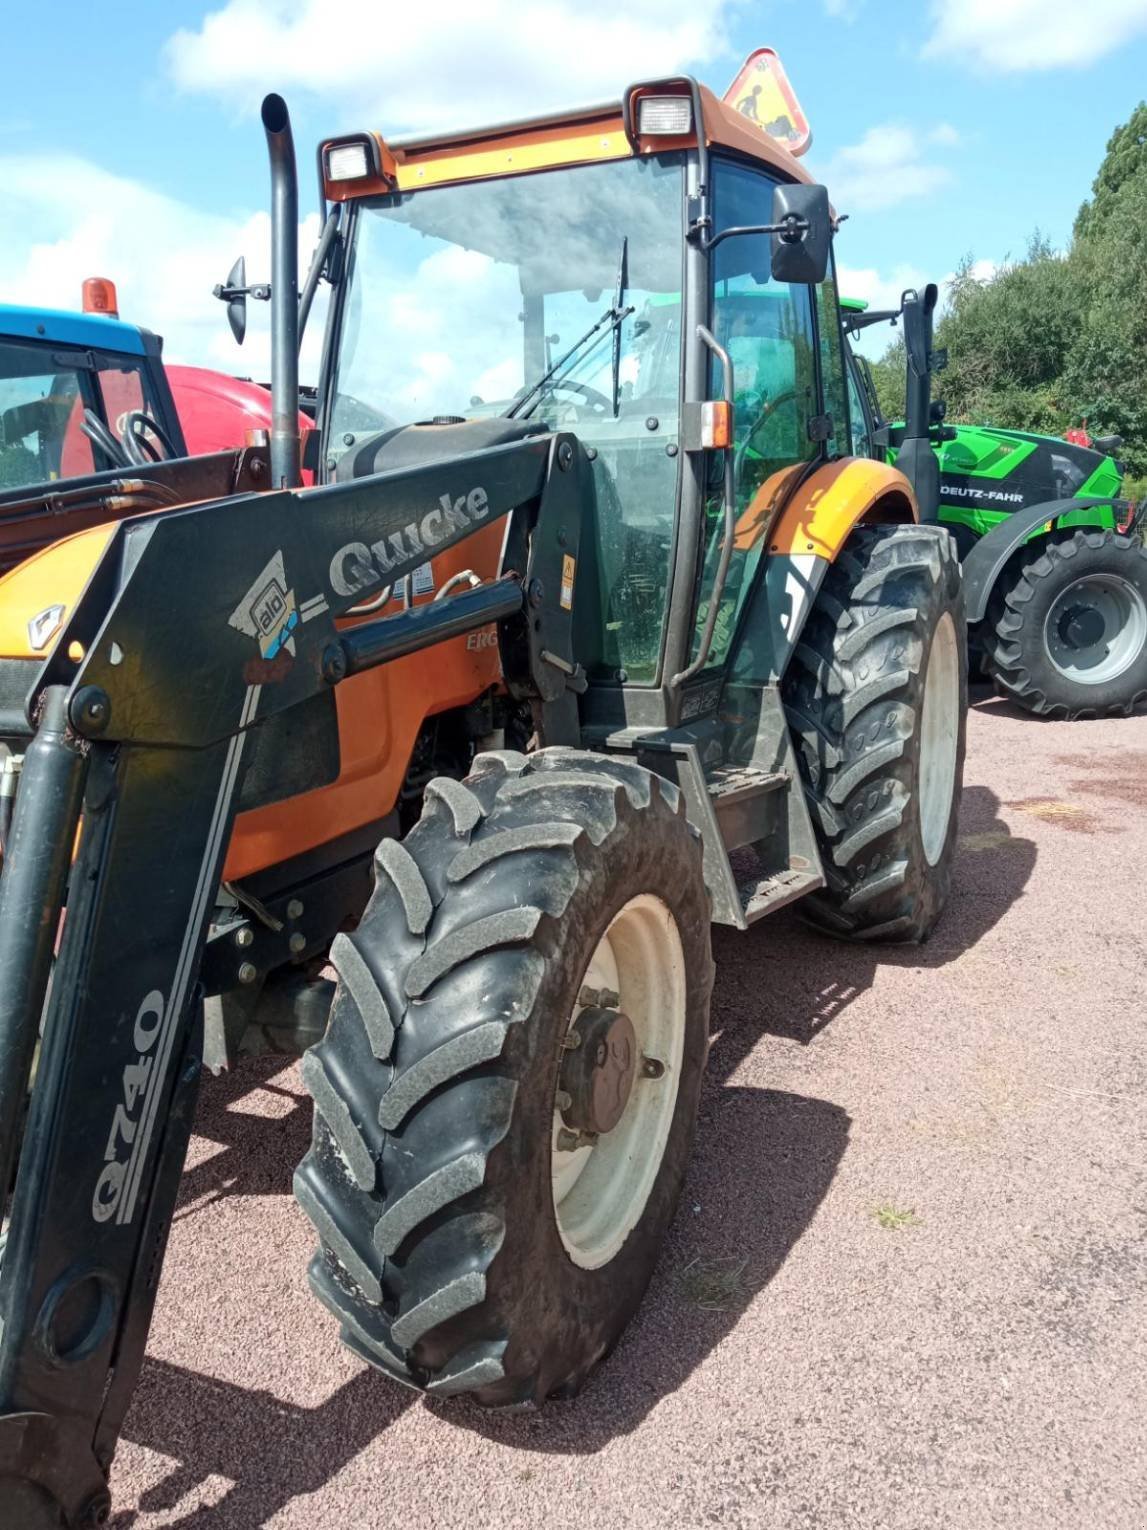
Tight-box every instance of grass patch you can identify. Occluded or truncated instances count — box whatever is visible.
[873,1203,921,1231]
[678,1255,750,1311]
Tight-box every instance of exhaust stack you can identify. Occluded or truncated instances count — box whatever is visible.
[898,284,941,523]
[261,93,300,489]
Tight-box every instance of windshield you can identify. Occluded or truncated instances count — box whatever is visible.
[0,338,158,491]
[329,155,686,683]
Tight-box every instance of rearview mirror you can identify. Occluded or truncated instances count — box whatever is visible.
[770,183,831,286]
[213,256,249,346]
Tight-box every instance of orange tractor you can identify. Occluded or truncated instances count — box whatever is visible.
[0,73,965,1525]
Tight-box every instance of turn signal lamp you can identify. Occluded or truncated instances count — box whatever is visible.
[637,96,693,136]
[82,277,119,318]
[700,401,732,449]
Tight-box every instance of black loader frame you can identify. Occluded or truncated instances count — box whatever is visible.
[0,434,590,1526]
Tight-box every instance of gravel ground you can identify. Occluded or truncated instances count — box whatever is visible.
[110,688,1147,1529]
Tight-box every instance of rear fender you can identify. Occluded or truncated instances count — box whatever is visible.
[757,458,918,680]
[765,457,918,560]
[961,497,1119,624]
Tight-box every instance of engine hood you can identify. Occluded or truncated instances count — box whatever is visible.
[0,523,115,660]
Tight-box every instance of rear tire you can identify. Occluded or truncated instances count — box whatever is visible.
[783,523,967,942]
[981,529,1147,719]
[295,749,713,1406]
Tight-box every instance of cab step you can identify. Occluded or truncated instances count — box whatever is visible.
[704,765,788,853]
[737,864,823,924]
[598,694,825,930]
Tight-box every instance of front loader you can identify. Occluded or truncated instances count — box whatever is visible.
[0,78,966,1525]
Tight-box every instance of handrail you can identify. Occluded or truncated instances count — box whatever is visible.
[671,324,736,688]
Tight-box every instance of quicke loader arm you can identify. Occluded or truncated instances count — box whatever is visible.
[0,429,591,1526]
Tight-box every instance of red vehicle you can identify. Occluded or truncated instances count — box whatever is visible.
[0,279,310,504]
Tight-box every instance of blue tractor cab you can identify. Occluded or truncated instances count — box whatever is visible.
[0,288,185,492]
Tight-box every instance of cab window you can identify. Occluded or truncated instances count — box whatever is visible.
[690,156,818,670]
[0,341,97,487]
[815,267,849,458]
[846,356,872,457]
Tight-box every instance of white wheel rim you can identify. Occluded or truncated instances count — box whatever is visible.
[918,610,959,868]
[1042,572,1147,685]
[551,894,686,1271]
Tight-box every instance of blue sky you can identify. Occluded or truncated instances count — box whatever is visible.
[2,0,1145,375]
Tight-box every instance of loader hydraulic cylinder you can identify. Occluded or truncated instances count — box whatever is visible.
[0,687,87,1226]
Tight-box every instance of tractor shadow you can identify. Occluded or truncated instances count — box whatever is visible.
[706,781,1036,1078]
[170,1056,313,1219]
[113,1085,845,1524]
[112,1358,415,1528]
[448,1082,849,1458]
[969,689,1036,722]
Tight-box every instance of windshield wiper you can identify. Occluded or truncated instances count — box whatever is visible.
[507,250,633,419]
[611,236,628,418]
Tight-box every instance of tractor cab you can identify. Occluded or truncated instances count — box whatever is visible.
[311,83,853,715]
[0,296,184,492]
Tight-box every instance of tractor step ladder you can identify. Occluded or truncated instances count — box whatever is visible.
[704,764,821,925]
[705,764,787,848]
[603,693,825,929]
[736,862,822,923]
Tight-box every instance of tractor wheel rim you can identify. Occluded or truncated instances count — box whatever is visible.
[919,610,960,868]
[551,894,686,1271]
[1043,573,1147,685]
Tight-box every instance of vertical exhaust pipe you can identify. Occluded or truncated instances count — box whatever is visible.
[261,93,300,489]
[898,283,941,523]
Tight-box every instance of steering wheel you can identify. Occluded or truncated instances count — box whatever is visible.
[543,380,611,414]
[121,410,179,466]
[735,389,799,481]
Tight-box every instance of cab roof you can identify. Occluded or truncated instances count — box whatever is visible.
[0,304,147,357]
[330,81,815,199]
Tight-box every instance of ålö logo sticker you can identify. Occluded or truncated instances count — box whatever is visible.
[229,549,299,659]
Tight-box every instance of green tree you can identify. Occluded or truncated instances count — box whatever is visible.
[1065,104,1147,472]
[868,331,906,423]
[934,241,1083,433]
[864,103,1147,476]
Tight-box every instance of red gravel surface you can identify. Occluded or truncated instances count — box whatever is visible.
[110,690,1147,1528]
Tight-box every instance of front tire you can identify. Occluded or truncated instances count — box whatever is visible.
[981,529,1147,719]
[295,749,713,1406]
[783,523,967,942]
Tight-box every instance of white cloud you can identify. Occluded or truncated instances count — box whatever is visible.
[165,0,736,132]
[823,122,956,213]
[838,257,1002,359]
[837,262,931,358]
[0,154,329,381]
[922,0,1147,72]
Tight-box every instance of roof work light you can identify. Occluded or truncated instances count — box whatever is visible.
[636,96,693,136]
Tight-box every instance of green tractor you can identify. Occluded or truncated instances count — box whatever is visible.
[842,293,1147,720]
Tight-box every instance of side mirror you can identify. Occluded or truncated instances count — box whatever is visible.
[213,256,250,346]
[225,257,247,345]
[769,183,831,285]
